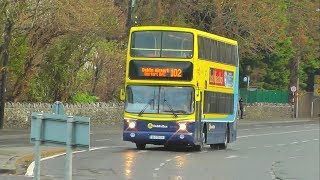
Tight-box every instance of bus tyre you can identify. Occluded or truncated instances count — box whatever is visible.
[209,144,217,149]
[210,130,228,150]
[194,144,203,151]
[219,130,228,150]
[136,143,146,150]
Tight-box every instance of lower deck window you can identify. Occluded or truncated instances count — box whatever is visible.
[204,91,234,114]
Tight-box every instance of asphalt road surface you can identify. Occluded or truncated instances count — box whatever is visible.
[2,120,320,180]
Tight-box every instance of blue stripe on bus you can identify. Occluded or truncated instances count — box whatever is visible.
[202,114,236,121]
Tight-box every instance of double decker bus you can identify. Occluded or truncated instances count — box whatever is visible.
[120,26,239,151]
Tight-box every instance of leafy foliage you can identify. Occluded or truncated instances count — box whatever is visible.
[1,0,319,103]
[70,92,99,103]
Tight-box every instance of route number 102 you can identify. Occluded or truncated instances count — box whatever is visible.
[170,68,182,77]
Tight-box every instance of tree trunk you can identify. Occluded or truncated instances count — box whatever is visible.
[0,14,13,128]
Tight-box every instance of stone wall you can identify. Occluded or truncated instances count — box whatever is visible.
[4,102,124,129]
[3,102,293,129]
[243,103,293,120]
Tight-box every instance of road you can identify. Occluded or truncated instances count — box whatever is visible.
[1,120,319,180]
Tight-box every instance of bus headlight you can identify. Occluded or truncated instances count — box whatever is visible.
[128,121,136,129]
[178,123,187,131]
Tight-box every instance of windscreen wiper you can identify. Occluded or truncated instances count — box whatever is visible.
[138,99,154,116]
[163,99,178,118]
[169,110,188,114]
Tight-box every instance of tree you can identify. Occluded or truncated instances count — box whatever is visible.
[286,0,319,92]
[0,0,14,128]
[7,0,125,102]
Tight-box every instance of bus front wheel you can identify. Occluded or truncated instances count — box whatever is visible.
[136,143,146,150]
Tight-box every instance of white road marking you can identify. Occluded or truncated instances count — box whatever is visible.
[166,159,172,162]
[301,140,310,143]
[89,146,110,151]
[313,139,319,141]
[248,147,257,149]
[225,155,238,159]
[154,168,160,171]
[264,145,273,148]
[290,142,299,145]
[277,144,286,146]
[25,145,126,177]
[160,163,165,167]
[289,156,300,159]
[175,156,181,158]
[238,129,319,138]
[95,139,111,142]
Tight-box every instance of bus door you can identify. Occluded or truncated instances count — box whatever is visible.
[194,89,203,145]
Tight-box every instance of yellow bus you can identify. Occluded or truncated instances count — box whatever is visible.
[120,26,239,150]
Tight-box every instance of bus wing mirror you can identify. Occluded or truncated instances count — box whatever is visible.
[195,89,201,102]
[120,89,125,101]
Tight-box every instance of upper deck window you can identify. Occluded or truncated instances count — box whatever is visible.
[131,31,193,58]
[198,36,238,66]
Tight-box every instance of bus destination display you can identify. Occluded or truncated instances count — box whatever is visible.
[141,67,182,77]
[129,60,193,81]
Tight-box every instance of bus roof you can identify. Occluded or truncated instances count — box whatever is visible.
[130,26,238,46]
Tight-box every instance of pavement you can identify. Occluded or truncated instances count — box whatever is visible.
[0,128,64,176]
[0,117,318,177]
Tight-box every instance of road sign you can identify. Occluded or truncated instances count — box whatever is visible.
[315,75,320,84]
[314,84,320,97]
[243,76,248,82]
[30,112,90,149]
[290,86,297,93]
[30,103,90,180]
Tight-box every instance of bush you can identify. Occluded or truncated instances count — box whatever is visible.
[71,92,99,103]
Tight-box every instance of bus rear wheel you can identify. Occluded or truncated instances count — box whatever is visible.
[210,130,228,150]
[219,130,228,149]
[136,143,146,150]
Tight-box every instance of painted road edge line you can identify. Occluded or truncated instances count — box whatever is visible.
[25,146,125,177]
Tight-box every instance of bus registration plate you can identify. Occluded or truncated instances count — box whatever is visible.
[149,135,165,140]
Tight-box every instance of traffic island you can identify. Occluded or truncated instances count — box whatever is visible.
[17,148,66,175]
[0,156,16,174]
[0,148,66,175]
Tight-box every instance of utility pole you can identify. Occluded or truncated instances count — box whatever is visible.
[126,0,137,34]
[126,0,133,34]
[295,56,300,118]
